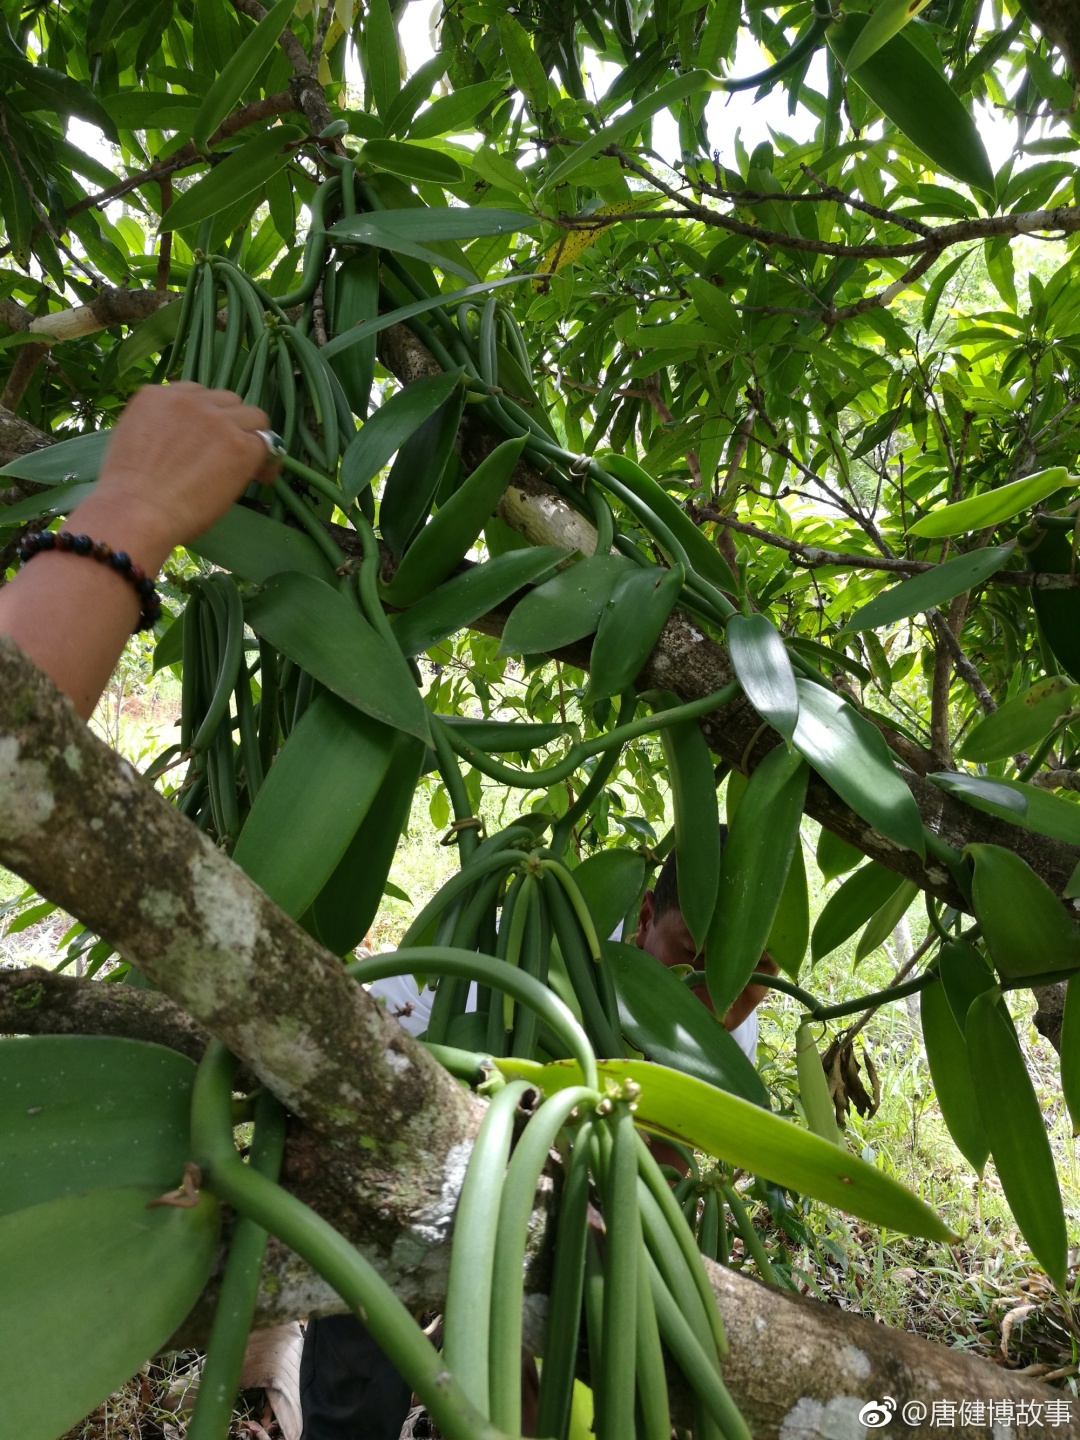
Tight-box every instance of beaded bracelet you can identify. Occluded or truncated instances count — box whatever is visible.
[16,531,163,634]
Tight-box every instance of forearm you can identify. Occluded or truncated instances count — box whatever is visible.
[0,493,173,720]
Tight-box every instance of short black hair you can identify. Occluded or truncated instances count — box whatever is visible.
[652,823,728,920]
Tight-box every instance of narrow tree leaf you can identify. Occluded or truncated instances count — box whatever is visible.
[542,70,717,192]
[792,679,926,856]
[825,17,994,193]
[0,1036,194,1217]
[407,81,508,140]
[116,298,182,374]
[0,54,119,142]
[959,676,1080,762]
[389,547,567,656]
[159,126,305,233]
[920,979,990,1174]
[380,386,467,558]
[232,694,398,917]
[362,0,401,117]
[341,369,462,503]
[499,555,633,655]
[707,746,808,1014]
[0,1186,219,1440]
[966,989,1068,1288]
[966,842,1080,980]
[603,942,770,1107]
[190,0,296,151]
[727,613,799,740]
[497,14,551,115]
[842,543,1015,632]
[844,0,932,73]
[1061,974,1080,1137]
[245,574,430,741]
[812,862,907,963]
[358,139,465,186]
[524,1058,954,1240]
[907,467,1072,538]
[855,879,919,962]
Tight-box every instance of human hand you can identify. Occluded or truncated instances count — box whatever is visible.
[92,382,279,562]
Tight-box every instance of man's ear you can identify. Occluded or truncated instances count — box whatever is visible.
[635,889,656,950]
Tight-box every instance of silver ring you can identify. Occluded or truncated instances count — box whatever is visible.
[255,428,285,457]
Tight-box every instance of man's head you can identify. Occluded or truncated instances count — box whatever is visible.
[634,837,726,975]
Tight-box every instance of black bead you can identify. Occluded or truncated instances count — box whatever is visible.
[109,550,131,572]
[36,532,56,551]
[136,577,156,598]
[70,534,93,555]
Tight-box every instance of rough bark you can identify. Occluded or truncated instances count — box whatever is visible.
[0,637,482,1289]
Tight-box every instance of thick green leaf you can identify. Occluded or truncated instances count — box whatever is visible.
[310,733,425,955]
[0,1036,194,1218]
[792,680,926,856]
[966,990,1068,1287]
[960,677,1080,762]
[439,715,574,753]
[660,704,722,950]
[358,139,465,186]
[245,573,430,741]
[920,978,990,1175]
[329,208,540,246]
[726,613,799,741]
[0,429,110,485]
[383,435,526,604]
[380,386,468,558]
[842,544,1015,632]
[812,861,908,963]
[0,54,119,142]
[816,827,864,882]
[603,942,769,1107]
[929,771,1080,846]
[575,850,647,940]
[103,92,200,130]
[190,0,296,151]
[341,369,462,504]
[765,841,810,980]
[521,1058,954,1240]
[159,126,305,233]
[939,938,997,1032]
[542,71,717,191]
[855,879,919,962]
[232,694,397,917]
[707,745,808,1015]
[389,548,567,656]
[499,555,632,655]
[0,1185,219,1440]
[825,17,993,193]
[188,504,338,586]
[907,467,1073,538]
[1061,974,1080,1136]
[585,563,684,704]
[0,479,96,528]
[967,842,1080,980]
